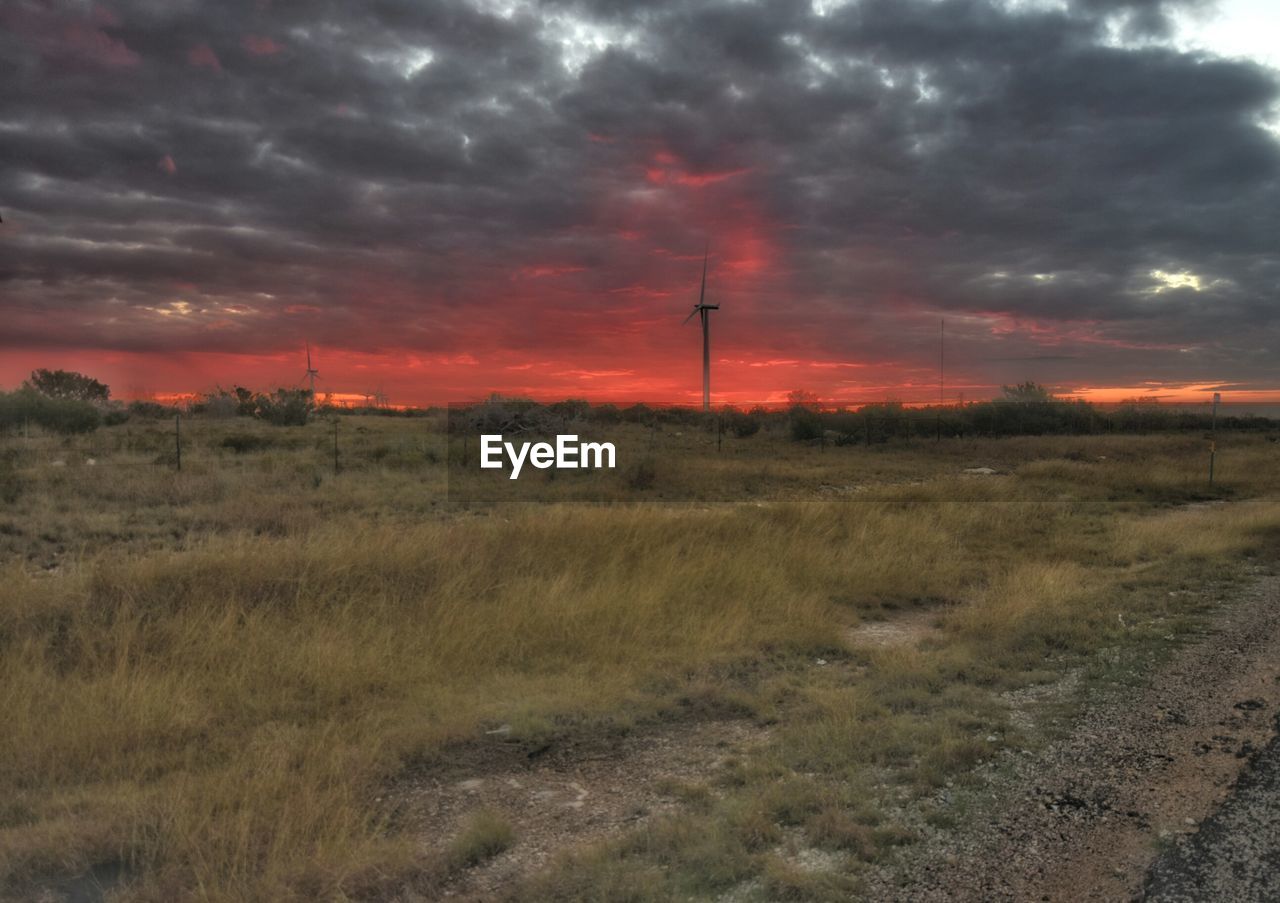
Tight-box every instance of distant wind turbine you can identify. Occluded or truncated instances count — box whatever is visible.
[682,244,719,411]
[303,342,319,398]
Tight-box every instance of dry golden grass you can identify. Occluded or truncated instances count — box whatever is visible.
[1,418,1278,899]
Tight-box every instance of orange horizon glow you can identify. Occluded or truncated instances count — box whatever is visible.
[4,348,1277,411]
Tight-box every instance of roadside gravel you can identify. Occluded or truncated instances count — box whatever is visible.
[865,569,1280,901]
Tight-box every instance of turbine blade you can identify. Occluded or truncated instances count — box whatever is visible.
[683,306,699,325]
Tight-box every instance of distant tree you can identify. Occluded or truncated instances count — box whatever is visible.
[786,388,821,410]
[233,386,256,417]
[784,390,821,441]
[25,369,110,404]
[1000,381,1054,403]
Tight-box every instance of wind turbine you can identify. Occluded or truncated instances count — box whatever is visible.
[303,342,319,398]
[682,244,719,411]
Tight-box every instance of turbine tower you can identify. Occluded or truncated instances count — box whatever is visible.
[304,342,319,398]
[682,244,719,411]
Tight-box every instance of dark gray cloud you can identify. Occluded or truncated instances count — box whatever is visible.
[0,0,1277,398]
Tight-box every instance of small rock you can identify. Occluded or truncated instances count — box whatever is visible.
[486,724,513,737]
[456,778,484,791]
[815,658,828,666]
[963,467,997,475]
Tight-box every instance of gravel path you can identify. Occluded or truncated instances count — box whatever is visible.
[1143,710,1280,902]
[866,570,1280,902]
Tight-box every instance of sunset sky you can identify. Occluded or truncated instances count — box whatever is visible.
[2,0,1278,406]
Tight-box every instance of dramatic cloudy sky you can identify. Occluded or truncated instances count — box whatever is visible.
[2,0,1278,404]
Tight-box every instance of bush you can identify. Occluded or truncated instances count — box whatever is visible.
[202,393,239,419]
[0,453,21,504]
[725,410,761,438]
[221,433,275,454]
[446,810,515,868]
[0,389,101,434]
[128,400,174,419]
[627,459,658,490]
[788,407,823,442]
[255,389,312,426]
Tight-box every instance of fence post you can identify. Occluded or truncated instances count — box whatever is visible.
[1209,392,1219,486]
[333,420,340,474]
[175,412,181,471]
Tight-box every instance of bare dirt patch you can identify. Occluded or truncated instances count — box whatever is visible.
[390,719,768,900]
[846,607,945,649]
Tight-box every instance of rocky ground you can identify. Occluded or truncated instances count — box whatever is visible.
[391,718,770,900]
[865,569,1280,901]
[1143,715,1280,902]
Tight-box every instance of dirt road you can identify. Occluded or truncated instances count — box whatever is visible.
[867,570,1280,901]
[1143,709,1280,902]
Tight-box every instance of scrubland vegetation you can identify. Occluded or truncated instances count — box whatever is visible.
[1,410,1278,901]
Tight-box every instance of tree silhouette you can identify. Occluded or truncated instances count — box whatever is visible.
[25,369,110,404]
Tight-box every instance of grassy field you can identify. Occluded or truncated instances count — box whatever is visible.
[1,416,1279,900]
